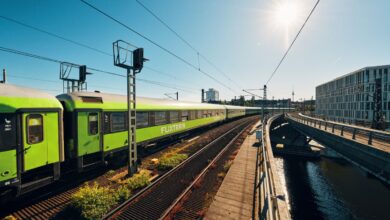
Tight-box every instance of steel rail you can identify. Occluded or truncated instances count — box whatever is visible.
[159,121,254,219]
[102,118,253,219]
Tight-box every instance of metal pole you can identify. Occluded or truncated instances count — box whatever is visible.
[1,69,6,83]
[261,85,267,119]
[127,68,137,175]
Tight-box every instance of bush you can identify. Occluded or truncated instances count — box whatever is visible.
[158,153,188,170]
[3,216,17,220]
[70,183,117,220]
[123,170,151,190]
[114,185,132,203]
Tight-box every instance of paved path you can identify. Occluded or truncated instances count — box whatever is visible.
[205,123,259,220]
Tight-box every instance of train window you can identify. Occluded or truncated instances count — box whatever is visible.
[103,113,110,133]
[27,114,44,144]
[88,113,99,135]
[111,112,126,132]
[181,111,189,121]
[155,111,167,125]
[190,110,196,120]
[197,110,202,119]
[137,112,149,128]
[0,113,17,149]
[170,111,179,123]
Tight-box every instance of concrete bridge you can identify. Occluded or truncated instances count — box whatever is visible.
[283,113,390,184]
[251,111,390,219]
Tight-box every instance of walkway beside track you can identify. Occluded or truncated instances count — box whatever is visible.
[204,121,260,220]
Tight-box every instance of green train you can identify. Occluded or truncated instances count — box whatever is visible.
[0,83,284,198]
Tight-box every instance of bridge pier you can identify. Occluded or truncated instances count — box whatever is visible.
[269,115,320,158]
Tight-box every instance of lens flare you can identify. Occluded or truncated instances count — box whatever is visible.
[273,1,300,28]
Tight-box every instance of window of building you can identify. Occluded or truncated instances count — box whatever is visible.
[170,111,179,123]
[27,114,44,144]
[88,113,99,135]
[136,112,149,128]
[155,111,167,125]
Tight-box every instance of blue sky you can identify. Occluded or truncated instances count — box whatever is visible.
[1,0,389,102]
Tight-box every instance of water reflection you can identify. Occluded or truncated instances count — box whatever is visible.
[275,149,390,220]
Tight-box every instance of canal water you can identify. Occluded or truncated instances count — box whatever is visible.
[274,147,390,220]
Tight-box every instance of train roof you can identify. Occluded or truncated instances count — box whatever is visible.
[224,105,248,110]
[57,91,225,111]
[0,84,62,113]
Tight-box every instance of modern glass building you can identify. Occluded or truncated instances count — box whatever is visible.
[316,65,390,129]
[205,88,219,102]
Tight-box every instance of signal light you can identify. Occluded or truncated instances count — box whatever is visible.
[133,48,145,72]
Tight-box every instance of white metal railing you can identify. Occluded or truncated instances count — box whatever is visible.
[287,113,390,149]
[254,114,290,220]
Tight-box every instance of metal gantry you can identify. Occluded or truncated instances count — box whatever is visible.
[60,62,91,93]
[113,40,147,175]
[164,92,178,100]
[243,84,267,119]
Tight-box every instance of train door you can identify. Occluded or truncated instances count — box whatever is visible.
[22,113,48,171]
[77,112,100,156]
[0,113,18,183]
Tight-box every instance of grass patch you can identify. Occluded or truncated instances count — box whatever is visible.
[121,170,151,190]
[217,172,226,179]
[157,153,188,170]
[70,183,117,220]
[70,170,153,220]
[106,170,115,176]
[223,160,233,172]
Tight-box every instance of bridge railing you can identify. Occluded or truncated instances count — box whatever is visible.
[254,114,290,220]
[287,113,390,149]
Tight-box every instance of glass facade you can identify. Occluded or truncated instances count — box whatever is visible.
[315,65,390,127]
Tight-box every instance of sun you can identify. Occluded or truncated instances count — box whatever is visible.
[273,1,301,28]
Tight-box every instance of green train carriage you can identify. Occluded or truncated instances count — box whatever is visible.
[0,85,264,198]
[57,92,226,170]
[0,84,63,196]
[224,105,247,118]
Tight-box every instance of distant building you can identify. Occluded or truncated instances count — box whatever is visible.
[253,99,291,108]
[205,88,219,102]
[316,65,390,129]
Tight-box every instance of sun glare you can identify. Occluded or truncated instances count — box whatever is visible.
[273,1,300,27]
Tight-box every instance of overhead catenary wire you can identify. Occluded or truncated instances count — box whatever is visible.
[135,0,243,90]
[80,0,237,94]
[0,14,203,91]
[266,0,320,85]
[7,73,195,94]
[0,46,197,93]
[0,15,111,57]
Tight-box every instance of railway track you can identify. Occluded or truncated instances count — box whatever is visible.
[173,122,253,219]
[103,117,255,220]
[1,117,256,220]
